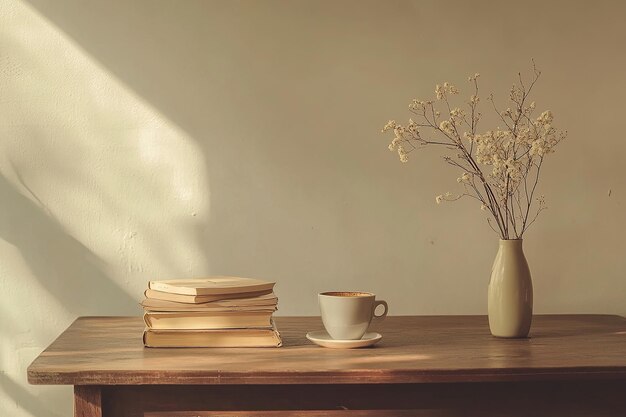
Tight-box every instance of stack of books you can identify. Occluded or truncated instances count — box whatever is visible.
[142,276,282,348]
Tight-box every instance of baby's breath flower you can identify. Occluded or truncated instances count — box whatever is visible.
[450,108,465,119]
[398,146,408,163]
[435,84,444,100]
[439,120,455,135]
[435,193,453,204]
[537,110,553,126]
[442,82,459,95]
[382,120,396,132]
[510,85,524,102]
[457,172,471,183]
[480,203,488,211]
[388,137,400,151]
[409,99,426,111]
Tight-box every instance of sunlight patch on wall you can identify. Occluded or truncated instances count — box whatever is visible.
[0,0,210,281]
[0,2,210,417]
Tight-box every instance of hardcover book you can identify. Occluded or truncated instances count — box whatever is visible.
[144,288,273,304]
[141,293,278,311]
[149,276,275,296]
[143,310,274,330]
[143,323,282,348]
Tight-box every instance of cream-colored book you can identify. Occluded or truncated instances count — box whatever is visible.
[143,311,274,330]
[149,276,275,296]
[143,324,282,348]
[144,288,273,304]
[143,305,277,314]
[141,293,278,311]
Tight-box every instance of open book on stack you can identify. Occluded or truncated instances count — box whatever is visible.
[142,276,282,348]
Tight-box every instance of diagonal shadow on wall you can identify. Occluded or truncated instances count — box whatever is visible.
[0,173,138,317]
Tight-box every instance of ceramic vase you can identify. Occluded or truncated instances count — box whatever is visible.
[488,239,533,338]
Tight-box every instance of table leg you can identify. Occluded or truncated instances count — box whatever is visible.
[75,385,102,417]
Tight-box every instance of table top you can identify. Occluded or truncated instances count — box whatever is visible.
[28,315,626,385]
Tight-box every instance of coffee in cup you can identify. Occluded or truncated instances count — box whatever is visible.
[318,291,388,340]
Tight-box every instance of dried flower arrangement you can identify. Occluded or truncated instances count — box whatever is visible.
[382,64,566,239]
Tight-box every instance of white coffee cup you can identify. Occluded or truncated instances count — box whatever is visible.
[318,291,388,340]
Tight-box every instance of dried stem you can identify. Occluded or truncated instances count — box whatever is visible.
[382,64,565,239]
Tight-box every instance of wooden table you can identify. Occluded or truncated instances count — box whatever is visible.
[28,315,626,417]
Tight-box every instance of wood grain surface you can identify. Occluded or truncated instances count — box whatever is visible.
[28,315,626,385]
[74,385,101,417]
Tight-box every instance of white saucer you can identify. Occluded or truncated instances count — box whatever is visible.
[306,330,382,349]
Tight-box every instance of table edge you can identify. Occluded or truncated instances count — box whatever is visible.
[28,366,626,386]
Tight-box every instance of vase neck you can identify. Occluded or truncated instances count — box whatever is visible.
[499,239,523,251]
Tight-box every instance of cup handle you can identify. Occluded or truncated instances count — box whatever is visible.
[373,300,388,320]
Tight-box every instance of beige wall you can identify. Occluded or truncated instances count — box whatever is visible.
[1,0,625,415]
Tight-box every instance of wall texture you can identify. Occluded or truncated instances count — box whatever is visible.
[1,0,625,415]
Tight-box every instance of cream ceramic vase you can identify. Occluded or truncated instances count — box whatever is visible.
[488,239,533,338]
